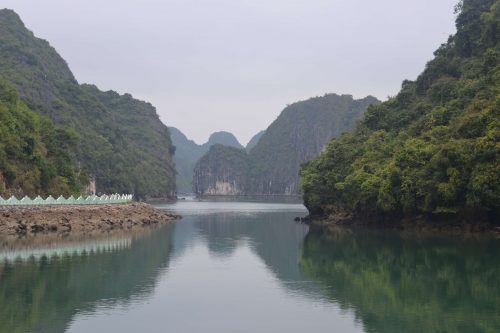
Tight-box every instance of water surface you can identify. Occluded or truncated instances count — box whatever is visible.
[1,200,498,333]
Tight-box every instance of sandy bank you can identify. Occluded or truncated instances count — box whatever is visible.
[0,202,180,236]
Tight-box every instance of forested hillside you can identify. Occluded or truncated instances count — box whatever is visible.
[0,9,176,198]
[301,0,500,222]
[193,94,378,196]
[0,78,85,197]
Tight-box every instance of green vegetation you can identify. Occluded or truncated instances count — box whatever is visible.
[194,94,378,195]
[301,0,500,222]
[300,229,500,332]
[0,9,176,198]
[0,78,85,197]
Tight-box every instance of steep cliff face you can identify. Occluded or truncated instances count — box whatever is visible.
[0,9,176,197]
[170,127,243,193]
[249,94,379,194]
[193,145,251,195]
[193,94,379,196]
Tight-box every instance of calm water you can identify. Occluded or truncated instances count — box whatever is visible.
[1,200,499,333]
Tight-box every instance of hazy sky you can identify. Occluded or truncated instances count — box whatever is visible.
[3,0,458,145]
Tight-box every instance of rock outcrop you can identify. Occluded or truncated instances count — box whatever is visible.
[193,145,251,195]
[170,128,243,193]
[0,203,180,236]
[193,94,379,196]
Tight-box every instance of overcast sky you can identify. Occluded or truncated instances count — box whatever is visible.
[3,0,458,145]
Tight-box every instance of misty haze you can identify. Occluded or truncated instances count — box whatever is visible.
[0,1,498,332]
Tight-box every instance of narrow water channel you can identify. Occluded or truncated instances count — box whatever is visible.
[1,200,498,333]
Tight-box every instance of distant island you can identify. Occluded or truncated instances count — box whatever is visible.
[169,128,245,193]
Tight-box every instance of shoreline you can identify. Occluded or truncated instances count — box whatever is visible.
[196,194,303,197]
[0,202,181,236]
[305,213,500,236]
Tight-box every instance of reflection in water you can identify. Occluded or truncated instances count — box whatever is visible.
[164,200,318,297]
[0,225,175,333]
[2,200,498,333]
[300,228,500,333]
[63,203,356,333]
[191,212,321,297]
[0,235,132,262]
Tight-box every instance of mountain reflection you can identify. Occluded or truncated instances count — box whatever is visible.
[4,204,498,333]
[191,211,321,297]
[0,225,175,333]
[300,228,500,333]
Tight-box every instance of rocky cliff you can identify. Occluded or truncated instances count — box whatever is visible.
[193,145,251,195]
[170,128,243,193]
[193,94,379,196]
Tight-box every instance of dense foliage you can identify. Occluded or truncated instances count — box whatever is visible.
[0,9,176,197]
[194,94,378,195]
[0,78,84,197]
[301,0,500,222]
[170,127,243,193]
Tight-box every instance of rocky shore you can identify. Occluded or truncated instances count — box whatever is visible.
[306,213,500,235]
[0,202,180,236]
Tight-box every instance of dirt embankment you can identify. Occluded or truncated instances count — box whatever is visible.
[0,202,180,236]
